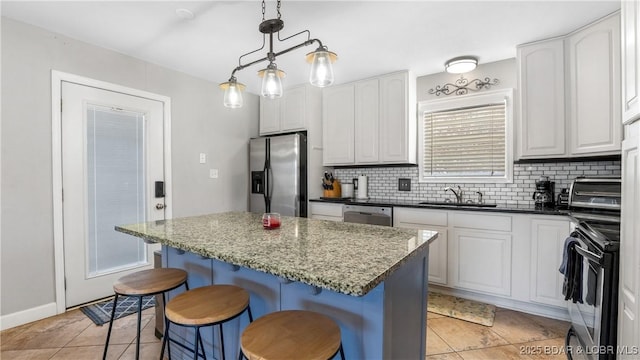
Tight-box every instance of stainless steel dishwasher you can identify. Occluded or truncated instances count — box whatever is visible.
[343,204,393,226]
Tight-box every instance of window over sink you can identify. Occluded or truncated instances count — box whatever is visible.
[418,88,514,183]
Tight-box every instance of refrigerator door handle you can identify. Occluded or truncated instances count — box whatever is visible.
[263,162,270,212]
[268,167,274,204]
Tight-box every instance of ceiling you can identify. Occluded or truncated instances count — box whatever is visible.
[2,1,621,95]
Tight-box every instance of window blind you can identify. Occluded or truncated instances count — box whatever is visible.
[423,102,506,177]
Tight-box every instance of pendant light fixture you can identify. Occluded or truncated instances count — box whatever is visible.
[219,0,338,108]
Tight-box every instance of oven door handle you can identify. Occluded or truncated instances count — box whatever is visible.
[575,245,603,265]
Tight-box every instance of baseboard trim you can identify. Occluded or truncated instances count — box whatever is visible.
[0,302,58,330]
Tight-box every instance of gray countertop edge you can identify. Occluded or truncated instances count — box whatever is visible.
[115,225,438,297]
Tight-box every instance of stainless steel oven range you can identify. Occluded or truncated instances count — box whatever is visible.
[564,176,621,360]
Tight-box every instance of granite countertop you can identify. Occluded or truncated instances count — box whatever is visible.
[311,197,570,216]
[116,212,437,297]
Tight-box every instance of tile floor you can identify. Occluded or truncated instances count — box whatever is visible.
[0,306,570,360]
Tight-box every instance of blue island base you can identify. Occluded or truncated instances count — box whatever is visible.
[162,245,429,360]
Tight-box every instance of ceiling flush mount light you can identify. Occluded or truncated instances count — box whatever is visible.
[175,8,195,20]
[444,56,478,74]
[219,0,338,108]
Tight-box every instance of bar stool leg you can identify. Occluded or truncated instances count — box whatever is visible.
[102,293,119,360]
[193,326,201,360]
[135,296,143,359]
[247,306,253,323]
[339,344,345,360]
[219,324,226,360]
[160,321,170,360]
[237,349,244,360]
[196,328,206,360]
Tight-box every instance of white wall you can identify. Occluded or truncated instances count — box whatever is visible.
[0,17,259,321]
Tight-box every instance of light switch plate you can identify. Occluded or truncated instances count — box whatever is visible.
[209,169,218,178]
[199,153,206,164]
[398,178,411,191]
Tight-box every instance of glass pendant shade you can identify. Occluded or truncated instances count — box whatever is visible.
[219,79,245,108]
[259,64,285,99]
[307,48,337,87]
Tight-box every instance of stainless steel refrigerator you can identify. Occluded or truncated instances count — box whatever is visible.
[249,133,307,217]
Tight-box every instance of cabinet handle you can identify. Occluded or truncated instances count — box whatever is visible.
[175,249,185,255]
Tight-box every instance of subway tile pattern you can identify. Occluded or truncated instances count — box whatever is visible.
[333,160,621,207]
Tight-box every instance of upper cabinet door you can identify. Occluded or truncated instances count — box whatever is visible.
[622,1,640,124]
[280,86,306,132]
[568,13,622,155]
[323,84,355,165]
[355,79,380,164]
[259,98,281,135]
[379,72,415,163]
[517,39,567,158]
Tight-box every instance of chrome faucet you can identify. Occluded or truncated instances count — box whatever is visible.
[444,186,463,203]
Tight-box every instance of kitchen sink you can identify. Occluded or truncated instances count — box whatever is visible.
[418,201,497,208]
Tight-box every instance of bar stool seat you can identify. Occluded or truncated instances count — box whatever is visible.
[113,268,188,296]
[240,310,345,360]
[103,268,188,360]
[162,285,253,360]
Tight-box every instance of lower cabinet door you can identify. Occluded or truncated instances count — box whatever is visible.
[529,218,570,307]
[393,220,447,285]
[451,229,512,296]
[426,227,448,285]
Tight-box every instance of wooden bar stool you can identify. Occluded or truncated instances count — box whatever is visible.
[239,310,345,360]
[103,268,188,360]
[161,284,253,360]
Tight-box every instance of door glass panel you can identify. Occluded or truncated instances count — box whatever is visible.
[86,104,147,277]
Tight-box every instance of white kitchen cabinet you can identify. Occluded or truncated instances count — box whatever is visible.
[354,78,379,164]
[259,85,315,135]
[516,12,622,159]
[622,0,640,124]
[322,83,355,165]
[618,120,640,357]
[259,97,280,134]
[529,218,570,308]
[450,212,512,296]
[323,70,416,166]
[568,13,622,155]
[280,86,306,131]
[517,38,567,158]
[309,202,343,222]
[393,207,448,285]
[379,71,417,164]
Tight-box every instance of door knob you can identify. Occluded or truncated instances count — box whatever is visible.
[155,203,165,210]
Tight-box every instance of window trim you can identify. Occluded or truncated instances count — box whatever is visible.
[417,88,514,184]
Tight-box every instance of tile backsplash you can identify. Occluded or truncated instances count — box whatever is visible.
[333,160,621,206]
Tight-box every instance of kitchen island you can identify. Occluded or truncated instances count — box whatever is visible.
[116,212,437,360]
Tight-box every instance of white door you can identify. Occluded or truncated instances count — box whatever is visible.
[61,81,165,307]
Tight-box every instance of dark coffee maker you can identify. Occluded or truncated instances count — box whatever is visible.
[532,176,555,208]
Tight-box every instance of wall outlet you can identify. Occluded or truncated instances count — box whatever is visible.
[209,169,218,178]
[199,153,206,164]
[398,178,411,191]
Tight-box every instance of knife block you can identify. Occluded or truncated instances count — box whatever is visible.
[323,181,342,198]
